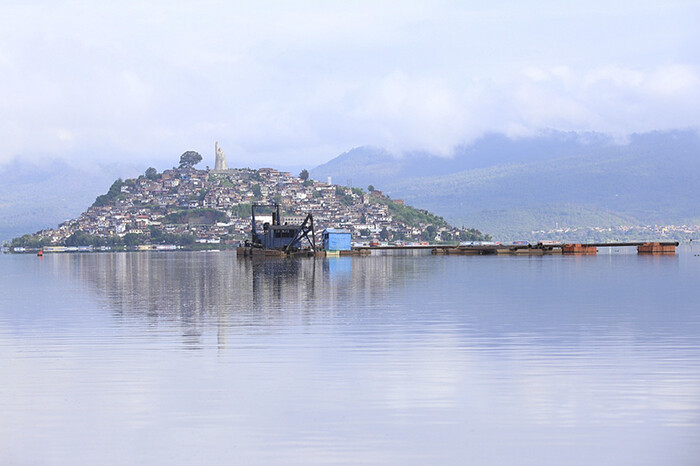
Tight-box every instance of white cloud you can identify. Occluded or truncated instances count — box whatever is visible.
[584,66,645,89]
[648,65,700,96]
[0,1,699,167]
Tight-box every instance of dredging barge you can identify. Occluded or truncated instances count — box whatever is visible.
[236,203,318,257]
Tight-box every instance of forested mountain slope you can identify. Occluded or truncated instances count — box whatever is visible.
[312,130,700,238]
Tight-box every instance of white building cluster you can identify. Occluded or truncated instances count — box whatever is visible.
[34,163,468,246]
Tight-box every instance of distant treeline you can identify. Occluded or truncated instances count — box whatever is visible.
[10,230,198,248]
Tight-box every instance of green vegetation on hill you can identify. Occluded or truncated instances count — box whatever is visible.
[9,230,204,249]
[148,228,196,246]
[93,178,126,207]
[10,234,52,249]
[230,203,252,218]
[373,196,448,228]
[164,208,227,225]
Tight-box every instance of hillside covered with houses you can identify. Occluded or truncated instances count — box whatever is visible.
[10,154,489,249]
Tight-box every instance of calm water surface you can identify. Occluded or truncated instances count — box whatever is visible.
[1,249,699,465]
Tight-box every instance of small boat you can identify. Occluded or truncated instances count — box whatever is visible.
[37,250,43,257]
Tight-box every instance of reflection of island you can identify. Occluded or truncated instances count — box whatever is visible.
[52,253,420,348]
[54,251,695,353]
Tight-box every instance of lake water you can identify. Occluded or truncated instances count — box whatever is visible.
[1,249,699,465]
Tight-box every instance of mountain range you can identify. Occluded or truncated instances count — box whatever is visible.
[311,130,700,239]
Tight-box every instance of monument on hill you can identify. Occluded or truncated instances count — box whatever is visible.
[215,141,228,171]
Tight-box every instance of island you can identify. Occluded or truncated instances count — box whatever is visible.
[9,150,490,251]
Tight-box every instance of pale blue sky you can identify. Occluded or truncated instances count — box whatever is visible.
[1,0,698,168]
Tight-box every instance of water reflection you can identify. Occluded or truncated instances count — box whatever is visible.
[2,251,699,465]
[47,252,700,347]
[50,253,428,350]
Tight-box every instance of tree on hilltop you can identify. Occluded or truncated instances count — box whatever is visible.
[145,167,158,180]
[299,169,309,181]
[179,151,202,169]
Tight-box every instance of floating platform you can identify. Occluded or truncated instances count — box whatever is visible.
[237,241,679,258]
[637,242,677,254]
[562,244,598,255]
[436,245,562,256]
[357,241,679,256]
[440,242,678,256]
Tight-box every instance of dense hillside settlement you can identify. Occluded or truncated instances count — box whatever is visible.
[10,161,489,249]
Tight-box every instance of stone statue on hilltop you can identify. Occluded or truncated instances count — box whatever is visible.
[215,141,228,171]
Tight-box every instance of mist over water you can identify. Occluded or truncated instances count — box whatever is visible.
[1,250,699,465]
